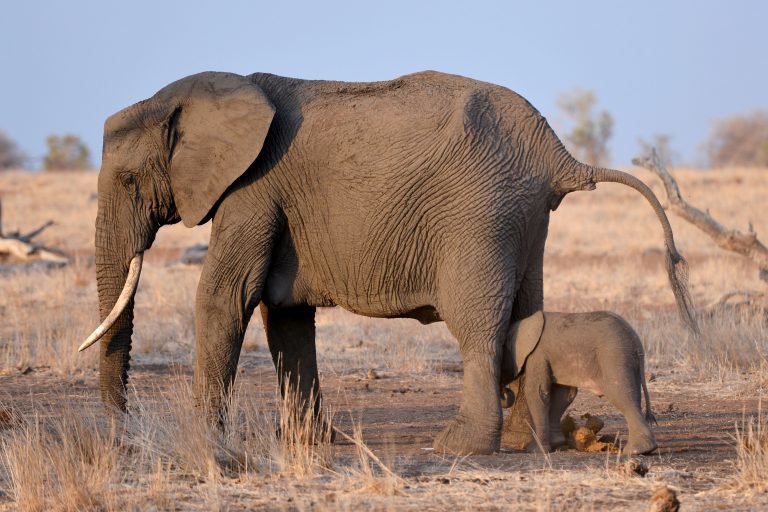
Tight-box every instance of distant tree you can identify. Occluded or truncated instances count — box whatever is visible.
[0,130,26,170]
[43,134,91,171]
[638,133,679,168]
[557,89,614,167]
[704,110,768,168]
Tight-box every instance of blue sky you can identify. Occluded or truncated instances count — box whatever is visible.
[1,1,766,168]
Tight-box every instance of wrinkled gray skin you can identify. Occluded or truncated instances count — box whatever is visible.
[91,70,694,455]
[500,311,657,455]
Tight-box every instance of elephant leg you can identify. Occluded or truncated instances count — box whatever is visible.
[502,374,536,450]
[549,384,577,448]
[601,372,657,455]
[433,348,504,455]
[193,227,273,426]
[432,256,514,455]
[521,357,552,452]
[260,304,332,442]
[502,250,545,450]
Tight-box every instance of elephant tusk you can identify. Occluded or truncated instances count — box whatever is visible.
[78,253,144,352]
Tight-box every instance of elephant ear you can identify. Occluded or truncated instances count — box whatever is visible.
[506,311,545,378]
[158,72,276,227]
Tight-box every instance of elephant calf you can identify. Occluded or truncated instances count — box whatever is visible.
[500,311,657,455]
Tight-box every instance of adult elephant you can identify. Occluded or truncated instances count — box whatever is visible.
[79,70,697,455]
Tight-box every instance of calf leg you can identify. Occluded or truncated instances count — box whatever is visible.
[521,357,553,453]
[602,378,656,455]
[549,385,577,448]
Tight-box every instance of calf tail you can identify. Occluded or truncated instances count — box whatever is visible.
[641,365,657,425]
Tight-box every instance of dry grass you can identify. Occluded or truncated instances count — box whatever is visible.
[0,407,119,512]
[0,381,341,511]
[340,420,404,495]
[636,307,767,385]
[0,258,99,377]
[1,168,767,509]
[0,258,203,376]
[731,400,768,495]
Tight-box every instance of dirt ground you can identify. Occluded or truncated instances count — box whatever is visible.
[0,348,763,510]
[1,169,767,510]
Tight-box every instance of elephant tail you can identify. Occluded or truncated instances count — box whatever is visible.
[589,167,700,335]
[641,366,657,425]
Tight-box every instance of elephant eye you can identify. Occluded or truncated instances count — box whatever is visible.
[119,172,139,191]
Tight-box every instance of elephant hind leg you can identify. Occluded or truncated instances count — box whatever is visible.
[432,255,516,455]
[602,380,657,455]
[502,228,547,449]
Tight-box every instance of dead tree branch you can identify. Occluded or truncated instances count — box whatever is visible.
[633,149,768,283]
[0,198,68,265]
[18,220,54,242]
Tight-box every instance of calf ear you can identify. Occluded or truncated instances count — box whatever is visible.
[506,311,545,377]
[157,72,276,227]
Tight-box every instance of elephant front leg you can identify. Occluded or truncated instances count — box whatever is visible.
[521,358,553,453]
[549,385,578,448]
[193,244,268,425]
[193,288,255,425]
[260,304,332,442]
[502,374,536,450]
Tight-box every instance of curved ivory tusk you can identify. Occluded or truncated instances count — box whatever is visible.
[78,252,144,352]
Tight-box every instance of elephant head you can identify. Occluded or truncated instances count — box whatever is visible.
[81,72,275,411]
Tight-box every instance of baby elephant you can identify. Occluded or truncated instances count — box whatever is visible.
[500,311,656,455]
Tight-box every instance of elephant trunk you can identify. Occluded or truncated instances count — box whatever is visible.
[589,166,700,335]
[87,212,146,412]
[79,253,143,352]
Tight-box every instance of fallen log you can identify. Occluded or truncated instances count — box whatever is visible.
[0,198,68,265]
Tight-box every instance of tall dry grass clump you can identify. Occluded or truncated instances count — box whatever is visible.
[343,420,403,496]
[638,307,767,382]
[0,259,99,376]
[124,380,228,483]
[272,384,335,477]
[0,381,345,510]
[731,401,768,494]
[0,406,119,512]
[125,378,336,482]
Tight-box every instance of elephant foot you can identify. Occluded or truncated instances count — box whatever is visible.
[623,433,657,455]
[433,416,500,455]
[315,417,337,445]
[550,430,567,449]
[276,416,336,445]
[525,440,552,454]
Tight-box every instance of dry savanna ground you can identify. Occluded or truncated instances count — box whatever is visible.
[0,168,767,511]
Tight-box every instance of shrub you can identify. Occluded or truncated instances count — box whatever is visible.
[704,110,768,168]
[42,134,91,171]
[557,89,614,167]
[0,131,26,170]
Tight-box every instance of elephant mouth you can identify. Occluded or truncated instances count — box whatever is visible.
[78,252,144,352]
